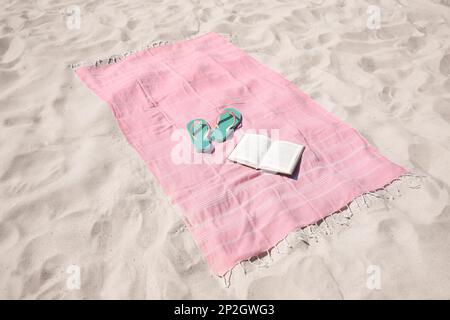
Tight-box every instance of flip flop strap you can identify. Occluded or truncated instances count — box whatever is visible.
[189,119,210,140]
[214,111,237,132]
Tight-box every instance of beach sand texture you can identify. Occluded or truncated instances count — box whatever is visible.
[0,0,449,299]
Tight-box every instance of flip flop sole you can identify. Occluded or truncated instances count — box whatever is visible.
[187,119,213,153]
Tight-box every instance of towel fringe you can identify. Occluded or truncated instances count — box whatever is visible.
[362,194,369,207]
[69,32,233,69]
[218,171,424,287]
[267,250,273,261]
[297,228,309,244]
[222,268,233,288]
[274,243,281,254]
[284,237,293,249]
[239,261,247,275]
[256,256,264,266]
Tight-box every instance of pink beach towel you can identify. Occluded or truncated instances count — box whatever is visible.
[75,32,407,276]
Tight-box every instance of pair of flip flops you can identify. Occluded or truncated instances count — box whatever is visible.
[187,108,242,153]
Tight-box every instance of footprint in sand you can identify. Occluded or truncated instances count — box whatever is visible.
[433,99,450,123]
[0,35,25,65]
[3,114,40,127]
[97,10,128,28]
[377,218,418,245]
[376,23,416,40]
[439,54,450,77]
[318,32,337,45]
[39,254,68,287]
[80,261,106,298]
[2,16,25,32]
[0,70,19,93]
[239,14,270,25]
[291,8,317,24]
[90,219,113,252]
[0,149,67,197]
[0,222,20,253]
[126,19,138,30]
[402,36,426,54]
[378,86,396,103]
[359,56,377,73]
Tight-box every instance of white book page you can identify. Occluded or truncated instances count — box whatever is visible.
[228,133,271,168]
[259,140,304,175]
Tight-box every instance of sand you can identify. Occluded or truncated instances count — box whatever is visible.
[0,0,449,299]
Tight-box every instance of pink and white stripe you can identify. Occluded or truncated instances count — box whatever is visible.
[75,32,406,276]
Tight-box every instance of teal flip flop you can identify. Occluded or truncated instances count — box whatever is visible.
[210,108,242,142]
[186,119,213,153]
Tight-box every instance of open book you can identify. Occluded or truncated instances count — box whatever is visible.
[228,133,305,175]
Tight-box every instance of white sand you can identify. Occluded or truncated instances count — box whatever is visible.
[0,0,449,299]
